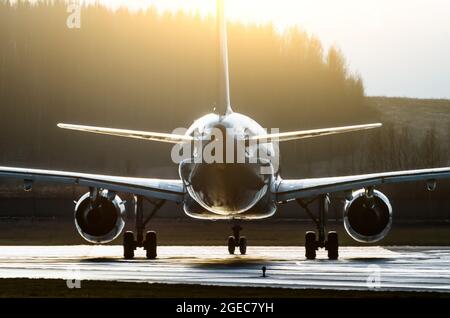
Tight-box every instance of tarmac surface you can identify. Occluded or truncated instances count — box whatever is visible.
[0,246,449,292]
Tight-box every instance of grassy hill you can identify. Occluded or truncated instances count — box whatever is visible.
[351,96,450,174]
[367,96,450,139]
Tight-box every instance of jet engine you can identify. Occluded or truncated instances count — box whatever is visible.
[74,189,126,243]
[343,189,392,243]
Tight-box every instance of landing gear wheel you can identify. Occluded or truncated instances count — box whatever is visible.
[228,236,236,255]
[305,231,317,260]
[144,231,157,259]
[123,231,135,259]
[239,237,247,255]
[326,231,339,260]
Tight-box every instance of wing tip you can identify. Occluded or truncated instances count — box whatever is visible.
[58,123,85,131]
[57,123,72,129]
[372,122,383,128]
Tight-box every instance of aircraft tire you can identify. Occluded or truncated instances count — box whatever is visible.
[123,231,135,259]
[228,236,236,254]
[327,231,339,260]
[144,231,157,259]
[305,231,316,260]
[239,237,247,255]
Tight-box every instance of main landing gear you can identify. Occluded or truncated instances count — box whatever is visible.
[227,223,247,255]
[297,194,339,260]
[123,195,165,260]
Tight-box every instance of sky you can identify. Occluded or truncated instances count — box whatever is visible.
[23,0,450,98]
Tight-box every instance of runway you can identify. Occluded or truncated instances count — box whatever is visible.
[0,246,449,292]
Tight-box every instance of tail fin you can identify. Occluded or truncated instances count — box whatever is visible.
[216,0,233,115]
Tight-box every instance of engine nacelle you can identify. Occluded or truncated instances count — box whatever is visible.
[343,189,392,243]
[74,190,126,243]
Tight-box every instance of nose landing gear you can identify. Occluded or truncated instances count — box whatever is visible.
[227,224,247,255]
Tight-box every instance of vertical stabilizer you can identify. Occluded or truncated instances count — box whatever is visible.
[216,0,233,115]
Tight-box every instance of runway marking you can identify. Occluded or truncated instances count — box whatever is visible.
[0,246,449,292]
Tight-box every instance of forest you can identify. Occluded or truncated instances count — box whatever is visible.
[0,1,449,208]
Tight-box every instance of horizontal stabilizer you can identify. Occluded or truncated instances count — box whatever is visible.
[57,123,193,144]
[251,123,382,142]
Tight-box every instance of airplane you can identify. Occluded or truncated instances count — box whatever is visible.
[1,0,450,260]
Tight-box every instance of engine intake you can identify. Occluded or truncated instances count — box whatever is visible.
[343,189,392,243]
[74,190,125,243]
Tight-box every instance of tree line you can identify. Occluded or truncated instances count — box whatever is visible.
[0,1,448,188]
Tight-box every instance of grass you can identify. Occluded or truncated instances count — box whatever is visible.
[0,278,448,298]
[366,96,450,138]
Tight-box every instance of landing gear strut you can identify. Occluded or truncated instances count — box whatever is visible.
[297,194,339,260]
[227,223,247,255]
[123,195,165,260]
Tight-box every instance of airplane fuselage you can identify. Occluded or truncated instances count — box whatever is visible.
[179,112,278,219]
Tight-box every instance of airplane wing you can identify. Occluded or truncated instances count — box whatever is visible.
[57,123,193,144]
[0,166,185,202]
[251,123,381,142]
[275,167,450,202]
